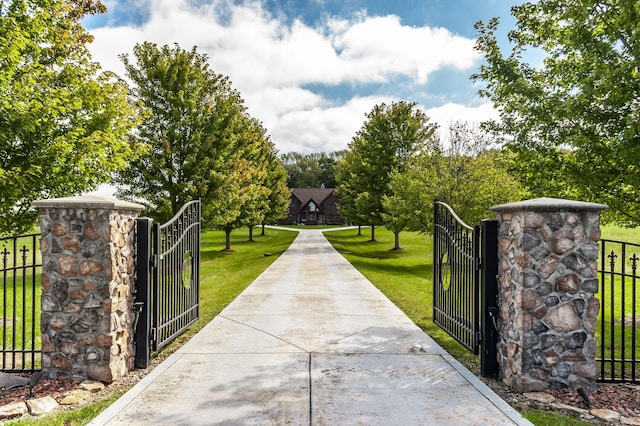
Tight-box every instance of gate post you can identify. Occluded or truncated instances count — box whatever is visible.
[134,217,153,369]
[33,195,144,383]
[481,219,499,378]
[490,198,607,393]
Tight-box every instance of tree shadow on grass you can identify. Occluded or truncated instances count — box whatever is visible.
[200,231,295,262]
[351,259,432,281]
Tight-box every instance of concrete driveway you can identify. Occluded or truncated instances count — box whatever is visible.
[89,229,531,425]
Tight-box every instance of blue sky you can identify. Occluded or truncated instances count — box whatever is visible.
[83,0,518,155]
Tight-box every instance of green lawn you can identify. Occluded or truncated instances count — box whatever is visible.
[601,224,640,243]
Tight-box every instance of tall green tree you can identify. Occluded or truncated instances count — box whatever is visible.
[336,101,437,246]
[115,42,247,227]
[261,147,290,236]
[232,117,271,245]
[473,1,640,224]
[281,152,321,188]
[280,151,344,188]
[383,121,528,232]
[0,0,139,234]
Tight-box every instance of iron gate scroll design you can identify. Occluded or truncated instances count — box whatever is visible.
[433,201,499,378]
[135,200,201,368]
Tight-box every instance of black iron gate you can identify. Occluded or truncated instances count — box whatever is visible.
[433,201,499,377]
[135,200,201,368]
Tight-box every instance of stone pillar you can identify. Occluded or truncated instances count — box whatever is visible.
[32,196,144,383]
[490,197,607,393]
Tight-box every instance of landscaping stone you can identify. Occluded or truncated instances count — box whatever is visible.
[0,401,28,419]
[590,408,621,422]
[26,396,59,415]
[550,402,590,416]
[523,392,555,403]
[0,372,29,390]
[80,379,106,393]
[59,389,91,405]
[622,416,640,426]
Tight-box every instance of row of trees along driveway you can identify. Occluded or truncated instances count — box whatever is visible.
[116,42,289,249]
[335,101,525,250]
[2,0,638,237]
[0,0,289,246]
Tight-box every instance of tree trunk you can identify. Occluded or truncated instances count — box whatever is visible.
[392,230,401,251]
[357,225,362,236]
[369,225,376,242]
[225,229,232,251]
[261,224,266,236]
[248,226,254,242]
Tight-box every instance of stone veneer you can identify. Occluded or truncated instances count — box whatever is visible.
[32,196,144,383]
[490,198,607,393]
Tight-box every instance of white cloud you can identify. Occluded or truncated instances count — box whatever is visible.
[331,15,479,84]
[86,0,487,154]
[426,102,499,131]
[272,95,395,154]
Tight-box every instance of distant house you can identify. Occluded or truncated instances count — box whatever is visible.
[279,187,343,225]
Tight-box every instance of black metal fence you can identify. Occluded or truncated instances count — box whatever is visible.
[598,238,640,383]
[1,233,41,372]
[135,200,201,368]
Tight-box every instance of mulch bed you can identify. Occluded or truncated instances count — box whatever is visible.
[482,376,640,423]
[0,375,81,406]
[548,384,640,418]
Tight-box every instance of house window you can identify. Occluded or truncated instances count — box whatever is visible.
[309,201,317,212]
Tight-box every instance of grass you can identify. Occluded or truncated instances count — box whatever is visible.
[520,409,593,426]
[601,224,640,243]
[7,391,124,426]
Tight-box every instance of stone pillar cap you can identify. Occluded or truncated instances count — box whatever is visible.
[32,195,145,212]
[490,197,608,213]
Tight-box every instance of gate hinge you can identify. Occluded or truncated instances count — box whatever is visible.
[150,328,157,342]
[475,331,482,346]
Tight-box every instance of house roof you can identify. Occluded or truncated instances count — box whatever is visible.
[291,188,336,207]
